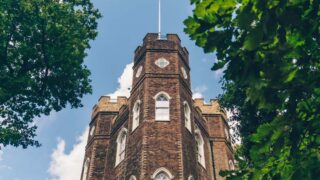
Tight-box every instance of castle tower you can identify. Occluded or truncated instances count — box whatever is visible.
[80,34,234,180]
[126,33,195,179]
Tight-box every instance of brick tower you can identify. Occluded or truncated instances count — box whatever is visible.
[80,33,234,180]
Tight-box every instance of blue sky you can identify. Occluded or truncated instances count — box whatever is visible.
[0,1,222,179]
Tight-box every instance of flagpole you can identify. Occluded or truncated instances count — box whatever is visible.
[158,0,161,39]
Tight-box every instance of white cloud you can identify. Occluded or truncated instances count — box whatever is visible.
[106,63,133,99]
[48,128,89,180]
[192,85,208,99]
[0,165,12,171]
[213,68,224,79]
[48,64,134,180]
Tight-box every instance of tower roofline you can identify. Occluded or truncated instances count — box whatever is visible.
[91,96,128,118]
[134,33,189,68]
[193,98,228,119]
[142,33,181,44]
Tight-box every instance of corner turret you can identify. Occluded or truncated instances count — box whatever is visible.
[194,98,228,121]
[92,96,128,119]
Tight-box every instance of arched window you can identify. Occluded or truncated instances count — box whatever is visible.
[151,167,174,180]
[188,175,195,180]
[229,160,235,170]
[156,173,170,180]
[136,66,143,78]
[115,128,127,166]
[181,67,188,79]
[195,130,206,168]
[225,127,230,141]
[129,175,137,180]
[132,100,141,131]
[154,92,171,121]
[184,101,191,132]
[82,158,90,180]
[89,125,95,136]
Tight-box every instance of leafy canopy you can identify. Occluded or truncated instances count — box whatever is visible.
[185,0,320,179]
[0,0,101,148]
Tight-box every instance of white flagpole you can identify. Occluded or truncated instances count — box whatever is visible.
[158,0,161,39]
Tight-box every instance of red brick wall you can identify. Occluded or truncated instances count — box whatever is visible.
[83,112,117,180]
[206,115,234,180]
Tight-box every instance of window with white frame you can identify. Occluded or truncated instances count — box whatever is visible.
[154,92,170,121]
[151,167,174,180]
[115,128,127,166]
[156,173,170,180]
[184,102,192,132]
[89,125,95,136]
[181,67,188,79]
[195,130,206,168]
[136,66,143,78]
[82,158,90,180]
[132,100,141,131]
[129,175,137,180]
[188,175,195,180]
[225,127,229,141]
[229,160,235,170]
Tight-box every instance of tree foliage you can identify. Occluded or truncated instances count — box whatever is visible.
[0,0,101,148]
[185,0,320,179]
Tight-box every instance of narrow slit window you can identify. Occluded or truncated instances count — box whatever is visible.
[132,100,140,131]
[184,102,191,131]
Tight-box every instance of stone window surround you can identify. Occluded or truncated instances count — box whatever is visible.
[195,128,206,168]
[115,128,128,166]
[82,158,90,180]
[132,100,141,132]
[183,101,192,132]
[150,167,174,179]
[155,57,170,68]
[181,67,188,79]
[229,159,235,170]
[153,91,172,121]
[225,127,230,141]
[136,66,143,78]
[89,125,95,136]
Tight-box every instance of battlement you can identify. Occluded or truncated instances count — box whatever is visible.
[194,98,225,115]
[135,33,185,53]
[134,33,189,66]
[142,33,181,45]
[91,96,128,118]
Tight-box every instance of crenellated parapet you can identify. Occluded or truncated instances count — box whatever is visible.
[134,33,189,66]
[194,98,228,120]
[91,96,128,118]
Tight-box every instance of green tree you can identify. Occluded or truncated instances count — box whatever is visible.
[185,0,320,179]
[0,0,101,148]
